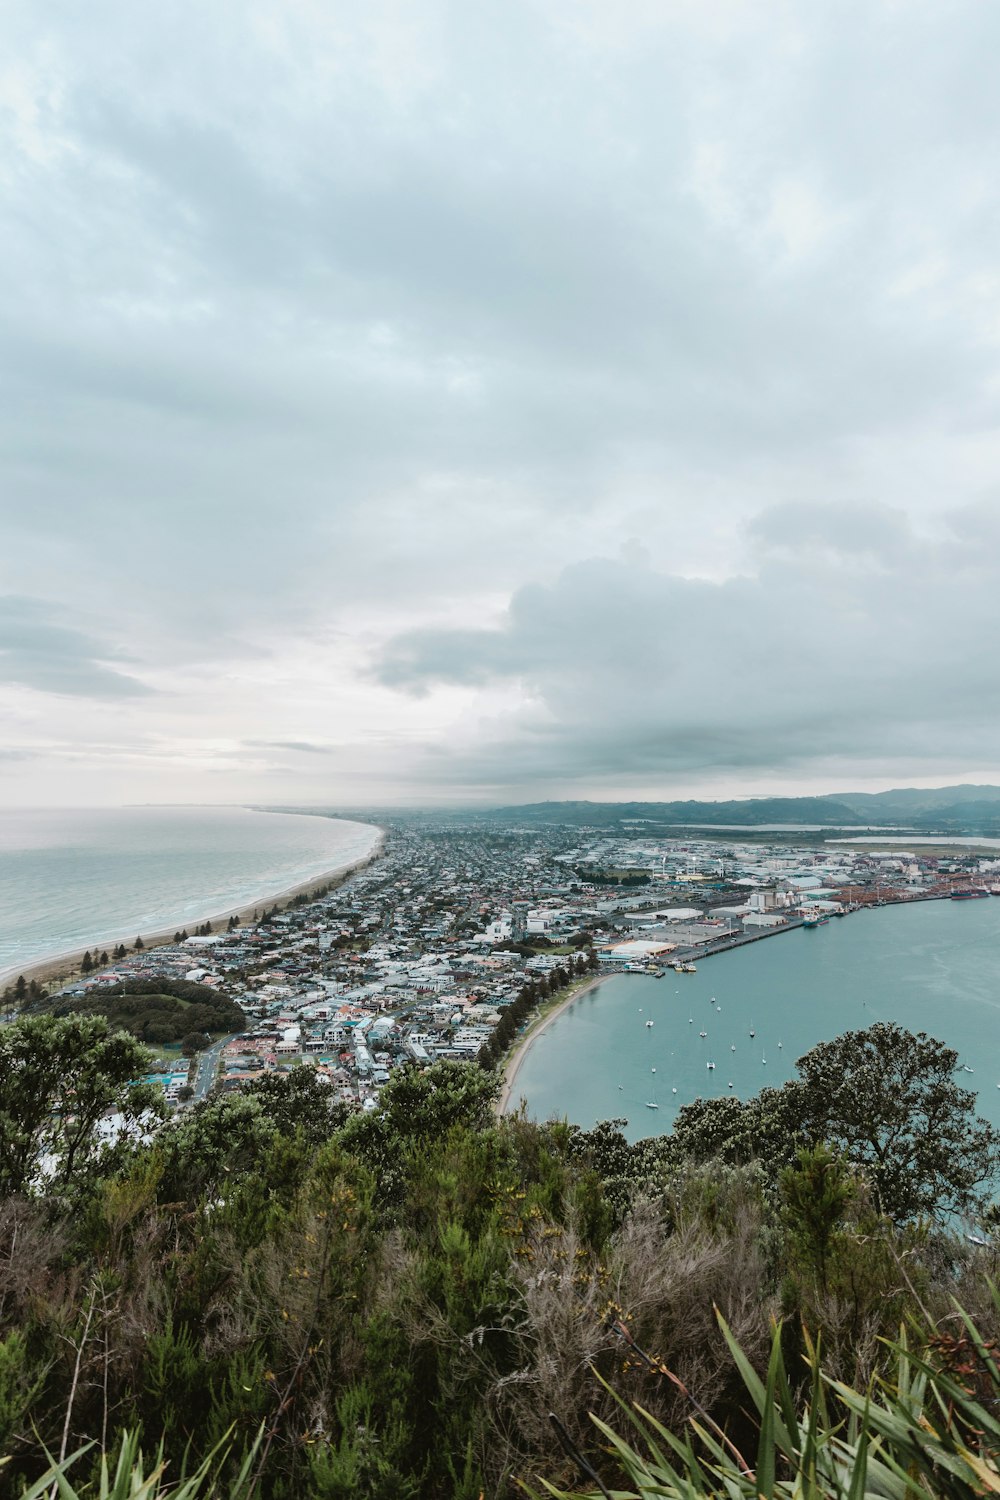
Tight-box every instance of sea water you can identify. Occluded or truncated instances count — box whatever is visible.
[0,806,379,981]
[509,899,1000,1140]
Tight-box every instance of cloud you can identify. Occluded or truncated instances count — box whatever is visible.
[0,598,151,699]
[244,740,334,755]
[374,504,1000,790]
[4,3,1000,801]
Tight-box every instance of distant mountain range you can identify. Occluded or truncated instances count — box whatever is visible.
[487,785,1000,832]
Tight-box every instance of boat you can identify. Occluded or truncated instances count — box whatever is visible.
[707,1061,716,1070]
[730,1044,736,1052]
[682,963,697,973]
[645,1020,654,1028]
[645,1101,659,1109]
[952,889,991,900]
[699,1030,707,1038]
[749,1029,755,1038]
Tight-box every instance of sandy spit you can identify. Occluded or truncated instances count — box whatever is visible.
[0,830,385,996]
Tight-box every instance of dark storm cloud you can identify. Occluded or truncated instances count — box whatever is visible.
[375,504,1000,786]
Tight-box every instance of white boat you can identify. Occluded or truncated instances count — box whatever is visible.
[645,1101,659,1109]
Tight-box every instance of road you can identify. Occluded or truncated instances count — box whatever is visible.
[192,1035,235,1100]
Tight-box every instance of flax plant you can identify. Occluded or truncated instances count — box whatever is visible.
[533,1296,1000,1500]
[12,1428,259,1500]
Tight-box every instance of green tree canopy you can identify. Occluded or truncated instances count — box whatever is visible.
[666,1023,999,1224]
[793,1021,998,1222]
[0,1013,163,1197]
[244,1066,350,1148]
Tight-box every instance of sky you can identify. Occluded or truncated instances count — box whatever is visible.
[3,0,1000,808]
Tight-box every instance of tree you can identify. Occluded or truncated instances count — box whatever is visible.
[134,935,144,951]
[180,1031,210,1057]
[13,976,26,1004]
[245,1067,349,1147]
[153,1092,289,1204]
[669,1087,803,1175]
[80,951,93,974]
[379,1060,500,1142]
[667,1025,998,1224]
[0,1014,164,1196]
[779,1143,857,1291]
[793,1022,999,1223]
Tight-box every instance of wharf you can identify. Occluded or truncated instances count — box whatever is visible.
[658,916,809,970]
[654,890,961,971]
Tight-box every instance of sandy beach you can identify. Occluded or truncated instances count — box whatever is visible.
[0,830,385,996]
[497,972,607,1115]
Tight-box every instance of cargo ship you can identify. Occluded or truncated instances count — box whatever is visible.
[951,888,991,900]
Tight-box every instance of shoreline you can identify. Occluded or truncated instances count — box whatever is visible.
[0,827,385,996]
[497,973,608,1115]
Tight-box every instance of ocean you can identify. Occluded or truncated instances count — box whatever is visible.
[0,806,380,982]
[508,897,1000,1140]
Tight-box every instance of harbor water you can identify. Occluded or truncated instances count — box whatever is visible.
[508,898,1000,1141]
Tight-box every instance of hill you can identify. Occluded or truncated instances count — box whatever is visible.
[35,976,244,1044]
[483,784,1000,831]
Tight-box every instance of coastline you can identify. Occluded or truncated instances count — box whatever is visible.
[497,973,608,1115]
[0,827,385,996]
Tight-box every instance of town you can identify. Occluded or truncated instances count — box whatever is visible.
[44,818,1000,1112]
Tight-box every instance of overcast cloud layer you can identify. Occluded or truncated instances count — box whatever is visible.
[3,0,1000,806]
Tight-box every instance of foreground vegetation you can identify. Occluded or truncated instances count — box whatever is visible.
[0,1015,997,1497]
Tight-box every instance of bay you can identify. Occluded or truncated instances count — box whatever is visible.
[0,806,379,981]
[509,899,1000,1141]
